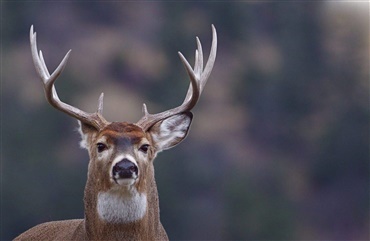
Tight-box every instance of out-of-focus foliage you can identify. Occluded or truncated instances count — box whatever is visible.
[1,2,369,240]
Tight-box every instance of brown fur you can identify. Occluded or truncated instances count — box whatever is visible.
[24,24,215,240]
[14,220,86,240]
[14,118,192,241]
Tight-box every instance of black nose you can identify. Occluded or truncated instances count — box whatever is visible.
[112,158,138,179]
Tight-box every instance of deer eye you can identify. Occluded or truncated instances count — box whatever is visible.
[97,143,107,153]
[139,144,150,154]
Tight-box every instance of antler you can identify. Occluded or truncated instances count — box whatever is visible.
[30,25,108,130]
[136,25,217,131]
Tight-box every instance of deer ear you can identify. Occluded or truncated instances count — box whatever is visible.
[149,112,193,152]
[78,121,99,150]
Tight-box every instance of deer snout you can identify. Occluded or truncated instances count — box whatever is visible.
[112,159,138,179]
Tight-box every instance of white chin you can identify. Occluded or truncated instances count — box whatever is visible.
[116,178,136,186]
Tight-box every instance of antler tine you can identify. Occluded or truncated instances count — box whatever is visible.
[30,25,108,129]
[136,25,217,131]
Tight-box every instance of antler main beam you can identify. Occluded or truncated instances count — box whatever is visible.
[136,25,217,131]
[30,25,217,131]
[30,25,108,129]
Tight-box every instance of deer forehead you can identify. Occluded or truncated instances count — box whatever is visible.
[97,122,148,146]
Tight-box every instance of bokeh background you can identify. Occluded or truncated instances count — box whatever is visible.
[1,1,369,240]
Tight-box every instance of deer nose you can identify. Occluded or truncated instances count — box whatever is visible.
[112,159,138,179]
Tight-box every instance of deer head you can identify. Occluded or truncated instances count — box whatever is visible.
[20,25,217,240]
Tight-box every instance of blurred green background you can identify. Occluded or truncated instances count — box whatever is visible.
[1,1,369,240]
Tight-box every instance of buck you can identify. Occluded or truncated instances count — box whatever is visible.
[15,25,217,240]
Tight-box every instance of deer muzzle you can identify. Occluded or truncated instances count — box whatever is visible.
[112,158,138,182]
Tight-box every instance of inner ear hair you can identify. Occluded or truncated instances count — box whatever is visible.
[149,112,193,152]
[79,120,99,134]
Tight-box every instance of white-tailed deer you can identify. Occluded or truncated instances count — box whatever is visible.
[15,25,217,240]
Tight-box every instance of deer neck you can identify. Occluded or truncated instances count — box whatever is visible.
[83,164,165,240]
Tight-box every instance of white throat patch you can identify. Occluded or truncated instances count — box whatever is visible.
[97,190,147,223]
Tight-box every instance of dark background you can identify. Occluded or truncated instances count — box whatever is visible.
[1,1,369,240]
